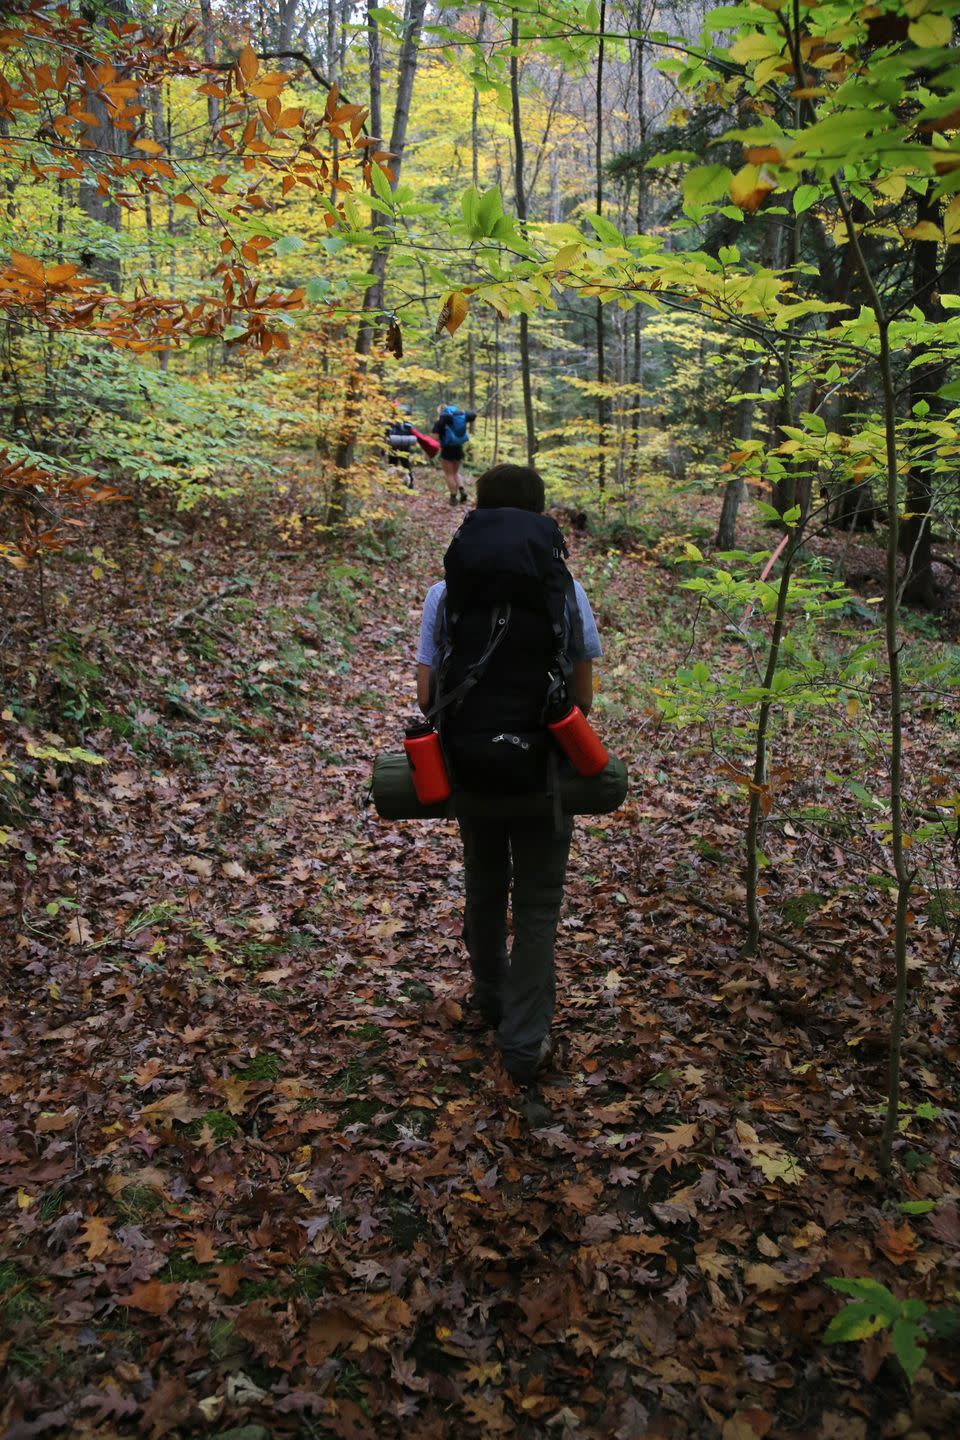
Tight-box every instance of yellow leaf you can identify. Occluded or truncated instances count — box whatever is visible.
[730,164,776,214]
[744,1261,790,1292]
[944,196,960,243]
[729,32,781,65]
[17,1188,35,1209]
[554,242,583,271]
[902,221,943,242]
[908,12,952,46]
[436,291,469,337]
[238,42,259,84]
[755,1149,805,1184]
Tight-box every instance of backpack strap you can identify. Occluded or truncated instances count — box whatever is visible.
[427,601,512,724]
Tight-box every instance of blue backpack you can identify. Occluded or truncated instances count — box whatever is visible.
[444,407,469,445]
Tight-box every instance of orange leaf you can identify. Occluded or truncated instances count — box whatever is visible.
[238,42,258,85]
[80,1215,112,1259]
[11,250,44,282]
[133,137,163,155]
[876,1219,919,1266]
[117,1280,178,1316]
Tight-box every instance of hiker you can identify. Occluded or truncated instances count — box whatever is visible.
[415,463,602,1087]
[384,410,419,488]
[433,403,476,505]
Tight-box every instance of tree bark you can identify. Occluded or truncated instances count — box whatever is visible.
[900,165,956,608]
[716,360,760,549]
[366,0,383,144]
[510,10,536,465]
[594,0,608,499]
[199,0,220,136]
[78,1,128,288]
[329,0,427,495]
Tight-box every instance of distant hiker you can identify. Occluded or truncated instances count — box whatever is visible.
[415,463,602,1087]
[433,403,476,506]
[385,411,418,488]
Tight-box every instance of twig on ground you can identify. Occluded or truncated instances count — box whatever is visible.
[170,581,247,631]
[674,892,838,964]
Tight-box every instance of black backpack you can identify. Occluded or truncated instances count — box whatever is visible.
[429,508,583,794]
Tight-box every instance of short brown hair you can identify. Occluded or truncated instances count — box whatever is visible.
[475,463,545,513]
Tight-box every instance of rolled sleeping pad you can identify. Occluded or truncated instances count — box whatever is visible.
[371,751,627,820]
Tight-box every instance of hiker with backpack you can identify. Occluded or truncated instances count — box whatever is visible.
[433,403,476,505]
[415,463,602,1087]
[384,413,418,488]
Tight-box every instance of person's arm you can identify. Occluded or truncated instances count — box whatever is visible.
[570,659,593,717]
[416,663,433,715]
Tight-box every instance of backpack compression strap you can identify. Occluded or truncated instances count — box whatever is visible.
[426,600,512,723]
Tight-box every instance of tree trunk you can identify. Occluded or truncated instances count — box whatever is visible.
[900,169,956,608]
[715,360,760,549]
[329,0,427,498]
[198,0,220,136]
[467,8,487,420]
[594,0,607,499]
[510,10,536,464]
[78,1,128,288]
[367,0,383,143]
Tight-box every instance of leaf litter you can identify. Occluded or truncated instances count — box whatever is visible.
[0,486,958,1439]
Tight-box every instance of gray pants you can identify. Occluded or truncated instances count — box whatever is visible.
[458,814,574,1081]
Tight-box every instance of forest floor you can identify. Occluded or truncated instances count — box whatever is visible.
[1,463,959,1440]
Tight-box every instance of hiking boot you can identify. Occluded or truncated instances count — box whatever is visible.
[505,1034,555,1088]
[448,492,458,506]
[458,485,468,503]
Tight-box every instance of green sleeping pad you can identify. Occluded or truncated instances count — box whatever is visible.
[371,751,628,820]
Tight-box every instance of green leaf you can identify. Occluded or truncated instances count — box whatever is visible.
[476,185,504,237]
[890,1317,926,1382]
[461,184,480,233]
[370,163,394,205]
[794,184,819,214]
[824,1302,889,1344]
[305,277,330,302]
[899,1200,936,1215]
[644,149,700,169]
[826,1276,897,1305]
[274,234,304,257]
[682,164,733,209]
[800,411,827,436]
[587,212,623,245]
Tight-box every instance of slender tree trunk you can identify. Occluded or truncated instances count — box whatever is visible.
[367,0,383,143]
[330,0,427,498]
[467,8,487,420]
[630,9,647,495]
[199,0,220,136]
[831,178,912,1176]
[716,360,760,549]
[510,11,536,464]
[744,531,799,955]
[594,0,607,500]
[78,1,128,288]
[900,169,956,607]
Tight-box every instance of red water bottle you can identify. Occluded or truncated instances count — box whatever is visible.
[403,719,452,804]
[547,702,609,778]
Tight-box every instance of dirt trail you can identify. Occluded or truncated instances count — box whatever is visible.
[3,480,957,1438]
